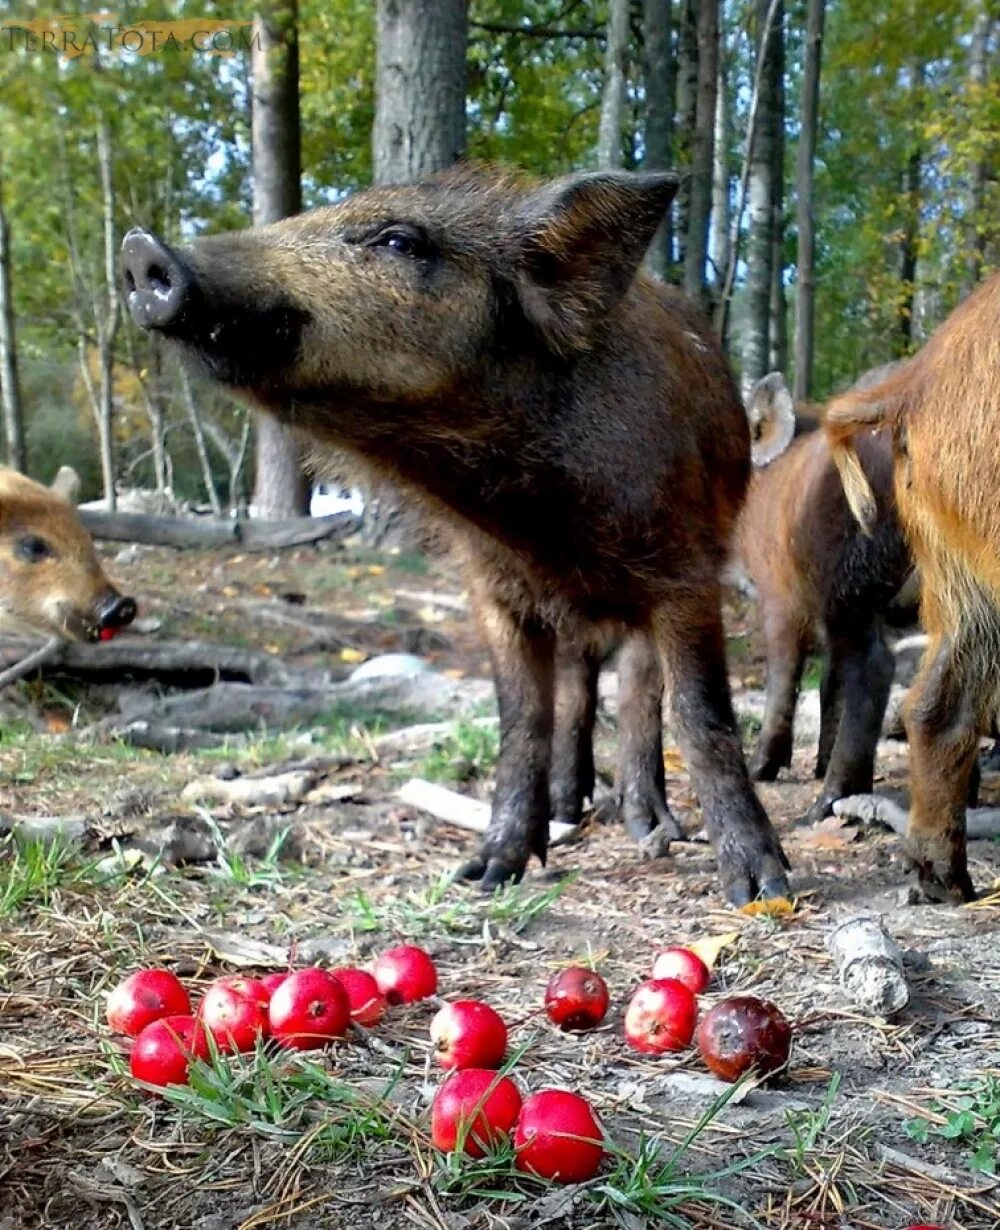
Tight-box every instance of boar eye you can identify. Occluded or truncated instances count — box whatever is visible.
[370,227,434,261]
[15,535,54,563]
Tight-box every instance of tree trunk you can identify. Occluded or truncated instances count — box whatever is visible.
[683,0,718,310]
[740,0,783,389]
[709,51,731,301]
[177,365,222,517]
[961,9,993,296]
[0,159,25,473]
[642,0,675,279]
[674,0,698,271]
[368,0,468,546]
[768,21,787,375]
[372,0,468,183]
[96,115,119,511]
[598,0,630,170]
[250,0,309,519]
[896,146,921,354]
[793,0,824,401]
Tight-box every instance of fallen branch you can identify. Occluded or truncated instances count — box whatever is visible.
[77,508,359,551]
[827,913,909,1016]
[0,636,64,688]
[834,793,1000,840]
[397,778,578,846]
[182,770,318,808]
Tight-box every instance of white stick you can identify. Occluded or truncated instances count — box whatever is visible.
[0,636,64,689]
[397,778,579,845]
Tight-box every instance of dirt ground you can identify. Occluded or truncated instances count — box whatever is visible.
[2,537,999,1230]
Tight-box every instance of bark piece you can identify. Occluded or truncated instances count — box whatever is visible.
[181,770,317,808]
[827,912,909,1016]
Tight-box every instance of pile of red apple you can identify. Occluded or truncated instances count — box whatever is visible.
[106,935,792,1188]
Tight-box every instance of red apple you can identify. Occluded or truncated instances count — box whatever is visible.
[696,995,791,1082]
[373,945,438,1005]
[431,1068,522,1158]
[431,1000,507,1070]
[259,972,290,996]
[130,1014,208,1088]
[331,967,386,1027]
[513,1089,604,1183]
[624,978,697,1054]
[651,946,710,995]
[544,966,610,1031]
[199,978,270,1054]
[268,968,350,1050]
[107,969,191,1037]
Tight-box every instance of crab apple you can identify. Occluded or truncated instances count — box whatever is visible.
[696,996,792,1082]
[268,968,350,1050]
[513,1089,605,1183]
[199,978,270,1053]
[130,1014,208,1088]
[544,966,610,1031]
[431,1000,507,1070]
[331,967,386,1027]
[431,1068,523,1158]
[373,945,438,1005]
[624,978,698,1054]
[651,946,710,995]
[107,969,191,1037]
[259,972,290,996]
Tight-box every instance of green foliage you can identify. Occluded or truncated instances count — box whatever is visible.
[905,1076,1000,1175]
[415,720,500,783]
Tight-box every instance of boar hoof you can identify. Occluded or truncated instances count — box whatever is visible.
[622,792,683,846]
[903,841,977,904]
[748,745,789,783]
[718,829,791,908]
[803,793,838,826]
[455,851,527,892]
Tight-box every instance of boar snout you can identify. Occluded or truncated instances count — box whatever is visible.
[96,590,137,632]
[122,229,191,331]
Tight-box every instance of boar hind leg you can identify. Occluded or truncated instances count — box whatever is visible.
[904,631,985,903]
[749,608,808,782]
[549,638,600,826]
[815,653,844,779]
[458,593,555,891]
[654,589,790,906]
[613,631,682,847]
[805,625,894,825]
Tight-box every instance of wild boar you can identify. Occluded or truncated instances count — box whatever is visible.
[121,165,788,905]
[0,467,136,641]
[826,271,1000,902]
[738,374,911,823]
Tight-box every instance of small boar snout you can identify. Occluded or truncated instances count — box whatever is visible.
[122,229,189,331]
[96,590,137,631]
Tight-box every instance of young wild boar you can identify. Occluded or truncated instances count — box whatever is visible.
[738,374,912,823]
[0,467,136,640]
[121,166,788,906]
[826,272,1000,903]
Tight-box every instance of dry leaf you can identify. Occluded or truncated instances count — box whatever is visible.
[443,668,466,679]
[739,896,796,918]
[663,747,685,773]
[340,647,367,663]
[797,814,859,851]
[367,564,386,576]
[43,712,71,734]
[687,930,739,970]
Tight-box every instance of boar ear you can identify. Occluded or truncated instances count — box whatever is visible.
[50,466,81,506]
[514,170,681,354]
[746,372,795,468]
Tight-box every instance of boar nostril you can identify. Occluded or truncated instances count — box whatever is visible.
[121,230,189,332]
[98,594,137,630]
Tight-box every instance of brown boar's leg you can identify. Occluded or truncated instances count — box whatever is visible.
[816,653,844,779]
[654,591,790,905]
[614,631,682,845]
[749,608,807,782]
[904,633,983,903]
[457,594,556,890]
[805,624,894,825]
[549,639,600,826]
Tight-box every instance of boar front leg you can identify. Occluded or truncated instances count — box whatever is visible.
[458,590,555,890]
[549,637,600,827]
[749,605,807,782]
[653,587,790,906]
[614,631,682,845]
[904,631,983,903]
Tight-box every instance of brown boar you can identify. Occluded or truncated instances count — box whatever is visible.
[0,467,136,641]
[121,165,788,905]
[825,271,1000,902]
[738,374,912,823]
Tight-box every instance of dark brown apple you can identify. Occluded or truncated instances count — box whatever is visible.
[696,995,791,1082]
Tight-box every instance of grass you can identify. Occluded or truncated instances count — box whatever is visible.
[801,655,825,690]
[783,1072,842,1176]
[0,831,92,916]
[414,720,499,783]
[905,1074,1000,1175]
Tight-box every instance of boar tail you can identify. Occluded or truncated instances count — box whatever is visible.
[824,390,888,536]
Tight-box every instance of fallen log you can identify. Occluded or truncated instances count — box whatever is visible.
[0,638,291,686]
[834,793,1000,840]
[397,777,579,846]
[77,508,359,551]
